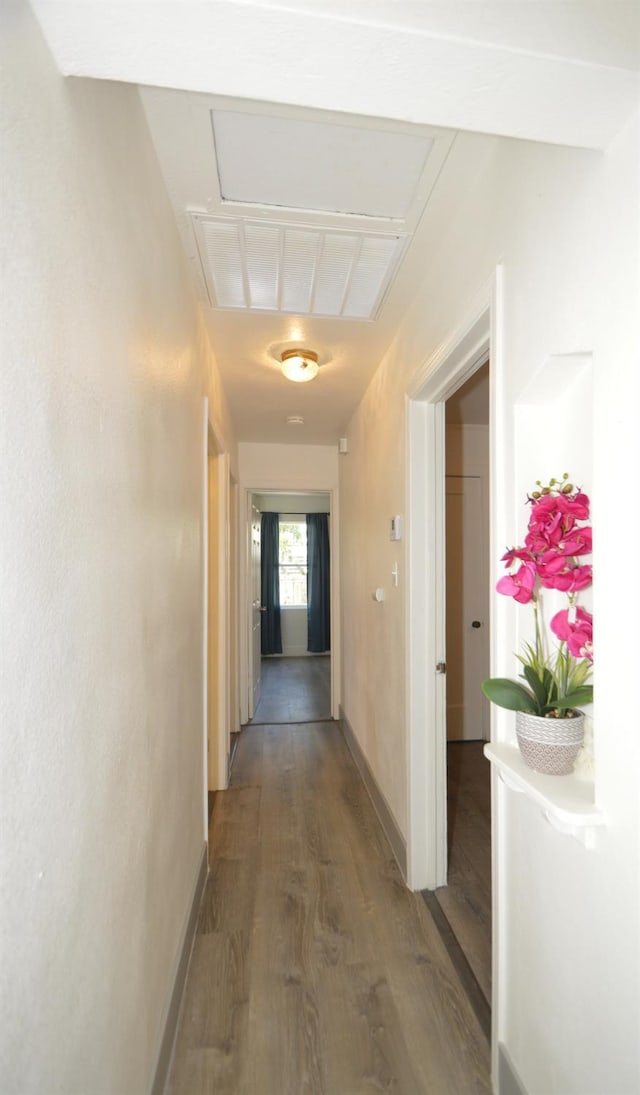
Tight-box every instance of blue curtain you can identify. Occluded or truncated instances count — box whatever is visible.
[260,513,282,655]
[306,513,331,653]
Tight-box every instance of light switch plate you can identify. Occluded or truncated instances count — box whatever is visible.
[390,515,402,541]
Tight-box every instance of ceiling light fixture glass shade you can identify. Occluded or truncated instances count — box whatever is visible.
[280,349,319,383]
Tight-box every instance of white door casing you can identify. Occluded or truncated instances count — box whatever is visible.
[239,483,340,725]
[250,499,262,717]
[202,399,230,804]
[406,270,502,888]
[406,267,504,1083]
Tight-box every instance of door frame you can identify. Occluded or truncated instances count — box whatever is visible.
[405,267,503,891]
[248,494,262,720]
[239,485,340,725]
[202,398,231,827]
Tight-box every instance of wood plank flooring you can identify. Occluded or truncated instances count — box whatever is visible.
[169,723,490,1094]
[435,743,492,1004]
[251,656,331,724]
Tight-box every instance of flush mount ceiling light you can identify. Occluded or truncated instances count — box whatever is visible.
[280,349,319,383]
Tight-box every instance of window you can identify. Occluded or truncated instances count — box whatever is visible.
[279,518,307,606]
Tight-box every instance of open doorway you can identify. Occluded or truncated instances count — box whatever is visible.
[434,362,492,1010]
[406,274,502,1054]
[205,420,230,794]
[247,491,332,725]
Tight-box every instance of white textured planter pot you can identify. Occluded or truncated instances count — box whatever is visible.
[515,710,585,776]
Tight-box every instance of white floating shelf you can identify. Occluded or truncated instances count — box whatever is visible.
[484,743,606,848]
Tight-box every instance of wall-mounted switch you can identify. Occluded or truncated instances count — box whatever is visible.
[390,515,402,541]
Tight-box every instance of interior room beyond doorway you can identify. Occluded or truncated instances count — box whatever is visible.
[435,361,492,1015]
[250,491,332,725]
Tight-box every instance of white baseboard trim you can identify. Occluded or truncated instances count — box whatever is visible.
[339,707,407,880]
[150,842,208,1095]
[498,1044,528,1095]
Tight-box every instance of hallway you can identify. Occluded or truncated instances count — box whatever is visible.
[251,656,331,724]
[168,721,490,1094]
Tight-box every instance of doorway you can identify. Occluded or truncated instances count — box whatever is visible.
[246,491,332,725]
[434,362,492,1009]
[406,272,503,1067]
[204,408,231,796]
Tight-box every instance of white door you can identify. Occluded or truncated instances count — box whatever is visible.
[445,475,489,741]
[250,501,262,717]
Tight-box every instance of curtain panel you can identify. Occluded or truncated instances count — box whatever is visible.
[306,513,331,653]
[260,512,282,655]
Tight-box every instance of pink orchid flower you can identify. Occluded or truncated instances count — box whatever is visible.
[558,527,593,556]
[538,562,593,592]
[529,495,561,522]
[501,546,532,567]
[557,492,590,520]
[496,561,536,604]
[550,607,594,662]
[529,491,590,524]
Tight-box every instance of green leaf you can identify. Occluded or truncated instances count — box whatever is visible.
[522,665,548,707]
[559,686,594,709]
[481,678,539,713]
[545,670,558,705]
[542,686,594,716]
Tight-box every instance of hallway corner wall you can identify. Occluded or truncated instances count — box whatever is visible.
[339,118,639,1094]
[0,3,234,1091]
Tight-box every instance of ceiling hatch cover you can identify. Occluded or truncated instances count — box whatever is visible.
[191,214,408,320]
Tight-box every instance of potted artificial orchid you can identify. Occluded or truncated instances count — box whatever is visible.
[482,474,594,775]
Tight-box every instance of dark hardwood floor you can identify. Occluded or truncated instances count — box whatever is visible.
[251,655,331,723]
[169,723,490,1094]
[435,742,492,1005]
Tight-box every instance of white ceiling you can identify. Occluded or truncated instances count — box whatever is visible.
[31,0,640,444]
[140,88,455,442]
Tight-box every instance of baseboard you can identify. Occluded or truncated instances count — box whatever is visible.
[498,1044,528,1095]
[150,842,208,1095]
[339,707,407,880]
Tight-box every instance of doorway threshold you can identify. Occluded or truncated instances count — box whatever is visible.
[229,732,240,777]
[420,889,491,1042]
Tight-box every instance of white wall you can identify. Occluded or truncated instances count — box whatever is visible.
[240,443,339,491]
[340,115,639,1093]
[278,607,308,657]
[255,492,330,513]
[0,3,235,1092]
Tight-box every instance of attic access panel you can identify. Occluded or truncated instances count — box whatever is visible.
[211,110,434,219]
[191,214,408,320]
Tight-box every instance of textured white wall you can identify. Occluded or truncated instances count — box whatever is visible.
[279,608,308,657]
[0,3,234,1092]
[340,117,639,1092]
[255,492,330,514]
[239,443,339,491]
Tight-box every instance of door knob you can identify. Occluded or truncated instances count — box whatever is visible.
[435,662,446,674]
[471,620,481,628]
